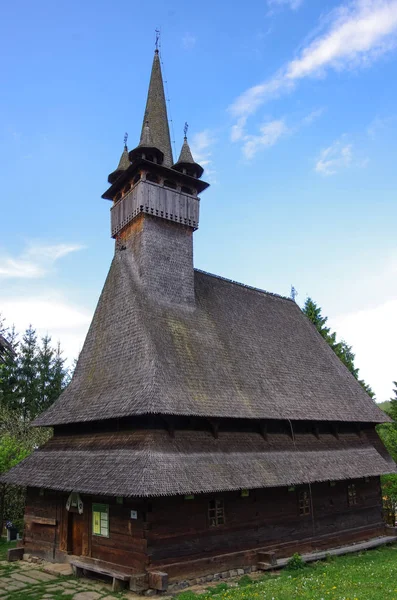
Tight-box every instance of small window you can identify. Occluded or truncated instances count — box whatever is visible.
[133,173,141,184]
[164,179,177,190]
[181,186,192,195]
[92,503,109,538]
[298,489,311,516]
[146,173,159,184]
[347,484,357,506]
[208,499,225,527]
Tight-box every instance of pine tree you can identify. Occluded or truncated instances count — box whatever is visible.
[37,339,68,417]
[0,325,19,411]
[17,325,39,425]
[302,297,374,398]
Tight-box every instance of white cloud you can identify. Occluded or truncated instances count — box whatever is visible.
[242,119,289,159]
[239,108,324,160]
[0,242,84,279]
[268,0,303,10]
[367,114,397,137]
[1,295,91,365]
[230,0,397,138]
[331,299,397,402]
[315,139,353,175]
[190,129,217,182]
[182,33,197,50]
[302,107,326,125]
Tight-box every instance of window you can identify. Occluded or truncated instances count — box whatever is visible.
[92,503,109,537]
[347,484,357,506]
[208,499,225,527]
[298,489,311,516]
[164,179,177,190]
[146,173,159,184]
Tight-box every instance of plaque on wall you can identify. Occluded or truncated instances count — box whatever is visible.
[66,491,83,514]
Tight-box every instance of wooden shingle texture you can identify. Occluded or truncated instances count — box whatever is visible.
[33,251,387,427]
[2,429,395,496]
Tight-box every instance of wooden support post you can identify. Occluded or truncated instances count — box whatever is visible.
[149,571,169,591]
[259,421,268,441]
[208,419,219,439]
[163,417,175,438]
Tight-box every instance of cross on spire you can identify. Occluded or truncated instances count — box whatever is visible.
[155,29,160,53]
[184,122,189,139]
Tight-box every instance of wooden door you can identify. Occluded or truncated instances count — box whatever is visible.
[68,512,85,556]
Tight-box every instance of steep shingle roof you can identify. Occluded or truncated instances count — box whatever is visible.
[139,51,173,167]
[107,145,130,184]
[1,429,394,496]
[33,252,387,427]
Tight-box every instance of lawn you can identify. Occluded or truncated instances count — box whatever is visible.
[0,537,16,560]
[176,543,397,600]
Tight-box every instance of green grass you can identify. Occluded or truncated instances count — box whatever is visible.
[0,537,16,560]
[177,543,397,600]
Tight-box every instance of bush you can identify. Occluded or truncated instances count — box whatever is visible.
[237,574,252,586]
[286,553,305,571]
[207,583,228,594]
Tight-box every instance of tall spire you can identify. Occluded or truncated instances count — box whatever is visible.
[140,51,173,168]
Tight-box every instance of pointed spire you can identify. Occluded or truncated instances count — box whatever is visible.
[172,124,204,179]
[139,120,154,147]
[177,136,195,165]
[140,51,173,167]
[117,145,130,171]
[107,137,131,184]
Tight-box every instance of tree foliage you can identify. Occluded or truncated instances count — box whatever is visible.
[302,298,374,397]
[377,383,397,525]
[0,314,71,529]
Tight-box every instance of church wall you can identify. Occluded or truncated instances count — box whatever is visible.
[23,477,385,581]
[146,477,385,578]
[23,489,149,571]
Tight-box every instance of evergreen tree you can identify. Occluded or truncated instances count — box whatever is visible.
[303,297,374,398]
[0,325,18,411]
[17,325,39,425]
[36,338,68,417]
[388,381,397,421]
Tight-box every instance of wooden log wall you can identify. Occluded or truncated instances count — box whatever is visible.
[23,477,384,578]
[146,477,384,567]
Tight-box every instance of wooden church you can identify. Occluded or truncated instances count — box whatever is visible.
[2,47,396,593]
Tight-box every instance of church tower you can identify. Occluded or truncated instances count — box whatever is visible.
[102,49,209,305]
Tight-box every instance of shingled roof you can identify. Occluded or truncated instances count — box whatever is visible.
[33,251,387,427]
[2,428,394,496]
[139,50,173,168]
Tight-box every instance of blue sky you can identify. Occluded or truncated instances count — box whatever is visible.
[1,0,397,401]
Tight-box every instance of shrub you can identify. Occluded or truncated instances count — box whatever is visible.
[286,553,305,571]
[207,583,228,594]
[238,574,252,586]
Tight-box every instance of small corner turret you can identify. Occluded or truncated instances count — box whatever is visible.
[172,123,204,179]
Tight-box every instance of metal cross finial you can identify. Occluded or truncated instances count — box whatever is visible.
[155,29,160,52]
[124,132,128,148]
[184,122,189,139]
[290,285,298,302]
